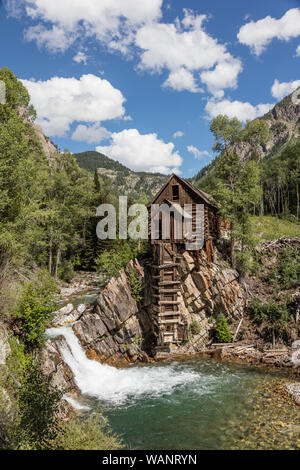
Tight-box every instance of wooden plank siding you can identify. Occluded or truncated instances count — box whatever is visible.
[147,174,220,347]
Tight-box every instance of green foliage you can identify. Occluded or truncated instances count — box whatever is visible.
[74,151,167,200]
[128,268,143,303]
[95,240,148,278]
[249,297,291,344]
[261,140,300,219]
[53,412,123,450]
[210,115,242,154]
[263,247,300,290]
[250,215,300,241]
[6,337,29,384]
[75,150,130,174]
[211,149,261,268]
[238,119,269,148]
[189,321,201,336]
[15,360,62,450]
[16,272,57,349]
[215,314,232,343]
[58,259,75,283]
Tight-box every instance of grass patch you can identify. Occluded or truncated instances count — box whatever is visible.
[250,216,300,242]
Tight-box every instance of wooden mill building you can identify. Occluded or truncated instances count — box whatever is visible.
[148,174,220,347]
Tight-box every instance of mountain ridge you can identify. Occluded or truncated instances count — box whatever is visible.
[193,90,300,184]
[74,150,169,200]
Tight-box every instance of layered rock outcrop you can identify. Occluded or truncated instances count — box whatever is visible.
[42,245,246,385]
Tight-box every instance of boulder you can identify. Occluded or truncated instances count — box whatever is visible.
[52,304,84,327]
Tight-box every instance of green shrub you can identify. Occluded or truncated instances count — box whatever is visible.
[5,337,29,390]
[53,413,123,450]
[263,247,299,289]
[249,297,291,345]
[95,240,149,279]
[59,259,75,283]
[128,268,143,303]
[215,314,232,343]
[278,247,300,290]
[16,271,57,349]
[15,360,62,450]
[189,321,201,336]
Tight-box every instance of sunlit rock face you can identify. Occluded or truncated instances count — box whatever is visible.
[44,246,246,376]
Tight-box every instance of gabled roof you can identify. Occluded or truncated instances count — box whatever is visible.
[149,173,219,209]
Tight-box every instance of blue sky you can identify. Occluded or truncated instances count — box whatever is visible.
[0,0,300,177]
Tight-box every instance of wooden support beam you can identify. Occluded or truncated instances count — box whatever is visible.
[158,300,180,305]
[153,286,179,293]
[158,312,180,317]
[150,263,179,269]
[159,319,179,325]
[158,281,181,286]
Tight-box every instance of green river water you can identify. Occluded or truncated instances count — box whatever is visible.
[95,358,300,450]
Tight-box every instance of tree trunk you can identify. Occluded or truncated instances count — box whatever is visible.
[83,219,87,249]
[230,221,236,269]
[48,227,53,275]
[297,183,299,222]
[259,189,264,217]
[54,247,61,280]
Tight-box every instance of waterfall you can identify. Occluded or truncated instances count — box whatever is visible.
[46,326,198,405]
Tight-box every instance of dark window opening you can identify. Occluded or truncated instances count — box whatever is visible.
[172,185,179,201]
[159,215,162,240]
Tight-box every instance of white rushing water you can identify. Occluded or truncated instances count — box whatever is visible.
[46,326,199,405]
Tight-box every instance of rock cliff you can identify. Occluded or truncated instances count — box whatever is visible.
[42,245,246,391]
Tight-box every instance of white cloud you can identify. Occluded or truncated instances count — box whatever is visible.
[10,0,163,54]
[25,24,76,52]
[8,3,242,96]
[200,59,243,98]
[22,74,126,137]
[96,128,183,174]
[163,67,201,93]
[136,9,242,95]
[173,131,184,138]
[205,99,274,122]
[73,51,88,65]
[297,44,300,56]
[72,123,111,144]
[271,78,300,100]
[238,8,300,55]
[187,146,211,160]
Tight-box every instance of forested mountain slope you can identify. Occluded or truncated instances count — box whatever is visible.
[194,91,300,184]
[74,151,168,200]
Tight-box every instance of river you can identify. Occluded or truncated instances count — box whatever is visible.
[46,326,300,450]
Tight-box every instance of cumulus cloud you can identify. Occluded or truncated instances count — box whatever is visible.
[271,78,300,100]
[21,74,126,137]
[96,128,183,174]
[187,146,211,160]
[173,131,184,138]
[136,9,242,95]
[297,45,300,56]
[205,99,274,122]
[25,24,76,53]
[200,59,243,98]
[9,0,163,54]
[163,68,201,93]
[73,51,88,65]
[72,123,111,144]
[237,8,300,55]
[7,3,242,96]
